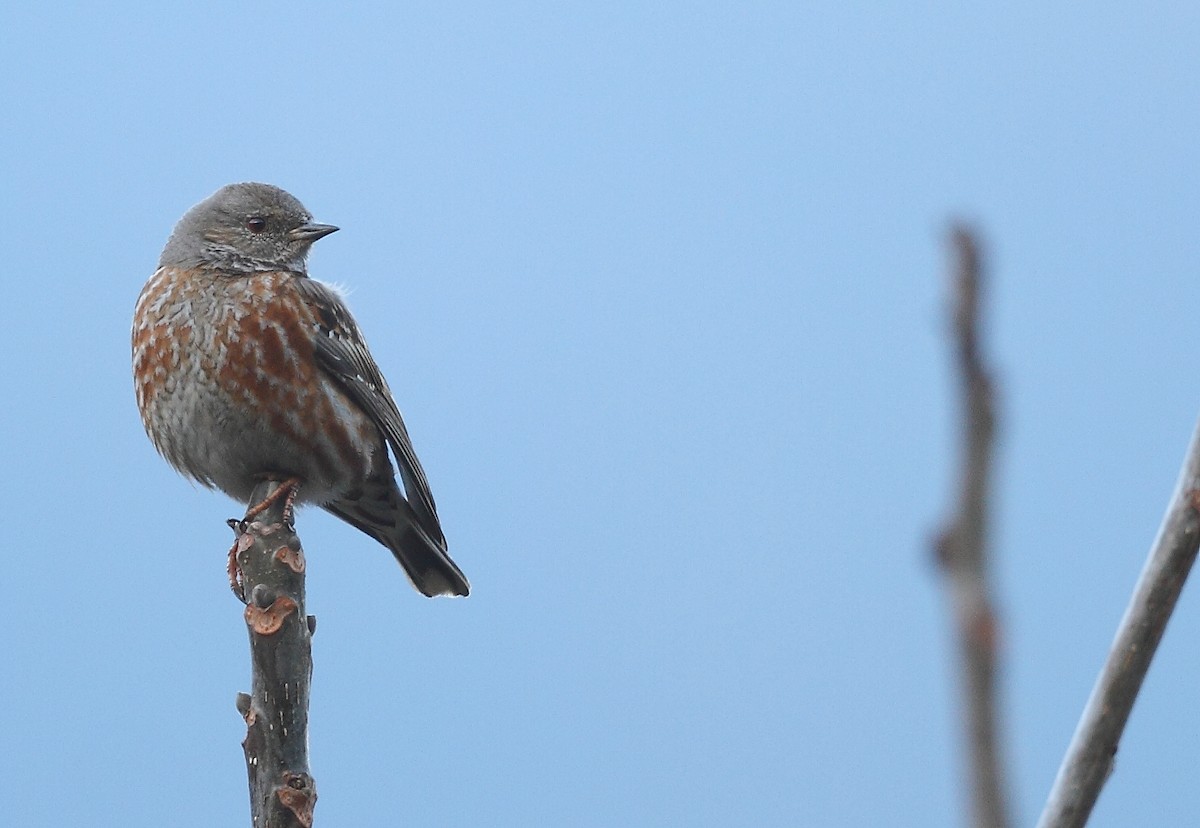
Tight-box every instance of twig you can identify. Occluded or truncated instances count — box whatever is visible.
[934,225,1011,828]
[1037,421,1200,828]
[231,480,318,828]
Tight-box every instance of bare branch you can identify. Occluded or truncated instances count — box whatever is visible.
[934,225,1012,828]
[1037,421,1200,828]
[232,480,318,828]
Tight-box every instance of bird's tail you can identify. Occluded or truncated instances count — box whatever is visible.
[324,475,469,598]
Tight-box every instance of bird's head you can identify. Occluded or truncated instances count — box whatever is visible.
[159,182,338,273]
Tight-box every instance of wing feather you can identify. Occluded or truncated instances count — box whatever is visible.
[293,277,446,547]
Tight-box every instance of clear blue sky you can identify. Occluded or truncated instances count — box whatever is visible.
[3,3,1199,826]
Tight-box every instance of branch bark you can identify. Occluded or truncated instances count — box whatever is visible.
[231,480,318,828]
[1037,421,1200,828]
[934,225,1011,828]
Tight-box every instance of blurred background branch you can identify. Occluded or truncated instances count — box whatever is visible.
[1037,422,1200,828]
[934,226,1011,828]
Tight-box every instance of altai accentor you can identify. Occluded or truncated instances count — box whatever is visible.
[132,182,469,597]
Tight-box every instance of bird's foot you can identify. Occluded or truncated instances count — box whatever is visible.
[245,476,302,525]
[226,521,247,602]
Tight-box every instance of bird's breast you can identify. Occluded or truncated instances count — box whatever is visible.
[133,267,378,504]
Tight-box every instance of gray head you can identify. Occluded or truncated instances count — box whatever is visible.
[159,183,338,273]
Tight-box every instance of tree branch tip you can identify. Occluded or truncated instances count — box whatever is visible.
[237,482,314,825]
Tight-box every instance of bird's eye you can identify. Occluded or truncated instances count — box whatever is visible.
[246,217,267,233]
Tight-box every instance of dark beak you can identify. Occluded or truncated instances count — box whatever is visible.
[290,222,340,242]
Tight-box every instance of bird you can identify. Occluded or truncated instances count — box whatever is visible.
[132,182,469,597]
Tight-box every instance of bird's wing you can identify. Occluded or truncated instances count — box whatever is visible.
[292,276,447,548]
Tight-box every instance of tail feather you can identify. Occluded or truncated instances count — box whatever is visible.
[324,475,469,598]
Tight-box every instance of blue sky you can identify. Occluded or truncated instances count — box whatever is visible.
[3,2,1199,826]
